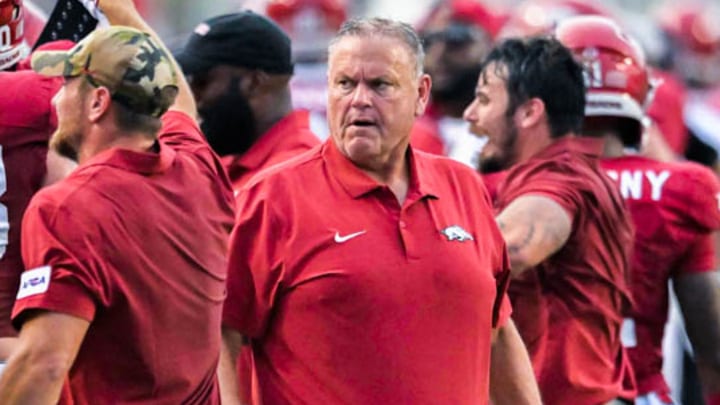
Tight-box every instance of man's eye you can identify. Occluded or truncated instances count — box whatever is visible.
[338,79,353,90]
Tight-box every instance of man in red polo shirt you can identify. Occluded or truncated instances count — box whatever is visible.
[464,36,635,404]
[219,17,541,405]
[0,1,235,403]
[175,11,319,191]
[557,15,720,405]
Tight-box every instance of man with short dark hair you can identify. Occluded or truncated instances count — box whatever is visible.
[175,11,319,191]
[464,36,636,404]
[0,1,235,403]
[219,17,541,405]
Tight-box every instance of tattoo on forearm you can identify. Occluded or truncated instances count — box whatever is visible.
[507,222,535,256]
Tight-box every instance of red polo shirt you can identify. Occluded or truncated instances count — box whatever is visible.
[14,111,235,404]
[496,136,636,405]
[224,140,511,405]
[0,71,60,338]
[222,109,319,190]
[601,155,720,398]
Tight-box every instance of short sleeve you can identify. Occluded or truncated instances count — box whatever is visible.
[499,162,583,224]
[12,192,105,329]
[222,183,286,338]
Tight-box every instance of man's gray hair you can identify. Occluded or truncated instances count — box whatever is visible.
[328,17,425,78]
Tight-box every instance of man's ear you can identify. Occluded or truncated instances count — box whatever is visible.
[241,70,267,96]
[415,73,432,117]
[514,97,546,130]
[87,86,112,123]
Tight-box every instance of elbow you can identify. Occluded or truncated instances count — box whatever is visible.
[17,349,72,386]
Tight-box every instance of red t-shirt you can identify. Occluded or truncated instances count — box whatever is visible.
[601,155,720,396]
[222,109,319,191]
[0,70,60,337]
[224,140,511,405]
[13,111,235,404]
[496,137,636,405]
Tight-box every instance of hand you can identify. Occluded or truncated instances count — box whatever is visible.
[95,0,139,21]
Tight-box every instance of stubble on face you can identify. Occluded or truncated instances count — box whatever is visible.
[327,36,422,172]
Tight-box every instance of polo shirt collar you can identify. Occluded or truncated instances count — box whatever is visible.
[82,141,176,175]
[322,139,440,200]
[533,135,604,161]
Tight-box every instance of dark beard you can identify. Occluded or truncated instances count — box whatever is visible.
[478,118,518,174]
[199,78,258,157]
[50,132,79,162]
[430,65,483,107]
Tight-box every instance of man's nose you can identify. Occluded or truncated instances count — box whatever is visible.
[350,83,372,107]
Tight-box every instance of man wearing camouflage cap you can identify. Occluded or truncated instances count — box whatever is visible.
[0,1,235,403]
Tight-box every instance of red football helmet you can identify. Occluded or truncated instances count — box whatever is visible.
[266,0,347,61]
[0,0,28,70]
[556,15,650,133]
[499,0,611,39]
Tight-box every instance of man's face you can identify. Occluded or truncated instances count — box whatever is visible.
[189,66,257,156]
[50,77,88,161]
[327,35,430,169]
[423,22,491,108]
[463,63,519,173]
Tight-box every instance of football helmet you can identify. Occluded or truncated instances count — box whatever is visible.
[556,15,650,131]
[0,0,27,70]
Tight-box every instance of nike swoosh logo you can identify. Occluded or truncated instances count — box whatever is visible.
[334,230,367,243]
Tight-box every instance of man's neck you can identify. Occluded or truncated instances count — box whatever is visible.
[77,128,156,164]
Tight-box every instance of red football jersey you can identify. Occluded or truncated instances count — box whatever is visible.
[496,137,636,405]
[0,70,60,337]
[601,155,720,396]
[13,111,235,404]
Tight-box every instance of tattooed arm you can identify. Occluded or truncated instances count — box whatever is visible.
[496,195,572,277]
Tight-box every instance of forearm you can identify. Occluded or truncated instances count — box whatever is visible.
[219,326,247,405]
[0,346,67,404]
[489,320,542,405]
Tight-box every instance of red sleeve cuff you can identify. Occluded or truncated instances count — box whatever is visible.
[12,280,96,331]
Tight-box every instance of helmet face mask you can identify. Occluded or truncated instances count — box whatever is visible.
[555,15,650,146]
[0,0,26,70]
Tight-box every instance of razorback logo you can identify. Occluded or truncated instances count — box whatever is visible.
[440,225,474,242]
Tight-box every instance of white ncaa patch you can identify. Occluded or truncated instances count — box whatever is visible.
[16,266,51,299]
[440,225,474,242]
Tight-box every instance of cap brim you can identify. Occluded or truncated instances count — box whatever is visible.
[174,49,214,76]
[31,50,76,77]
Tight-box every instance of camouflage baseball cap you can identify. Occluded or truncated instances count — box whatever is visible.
[31,26,178,118]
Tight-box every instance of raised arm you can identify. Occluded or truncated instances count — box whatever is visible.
[97,0,197,119]
[495,195,572,276]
